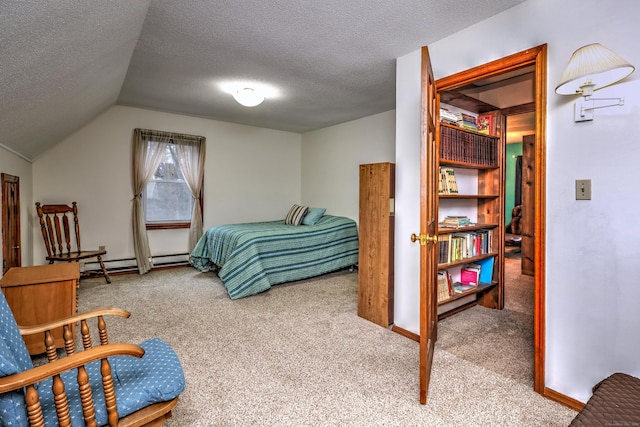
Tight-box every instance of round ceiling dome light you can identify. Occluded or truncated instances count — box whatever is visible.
[232,87,264,107]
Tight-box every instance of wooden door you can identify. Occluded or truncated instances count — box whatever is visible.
[433,45,547,395]
[521,134,535,276]
[418,46,439,404]
[1,173,20,274]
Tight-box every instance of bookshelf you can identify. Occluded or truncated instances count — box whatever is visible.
[436,122,504,316]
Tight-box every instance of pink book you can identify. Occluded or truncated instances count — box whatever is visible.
[460,268,479,286]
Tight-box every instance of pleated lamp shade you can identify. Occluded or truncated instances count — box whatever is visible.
[555,43,635,96]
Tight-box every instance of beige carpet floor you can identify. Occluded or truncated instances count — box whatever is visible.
[75,258,576,426]
[437,254,535,385]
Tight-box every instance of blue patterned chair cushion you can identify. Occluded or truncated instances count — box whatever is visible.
[41,338,185,427]
[0,291,33,376]
[0,338,185,427]
[0,290,33,426]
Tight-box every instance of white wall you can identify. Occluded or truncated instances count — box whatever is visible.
[395,0,640,403]
[0,146,33,272]
[301,110,395,222]
[32,105,302,263]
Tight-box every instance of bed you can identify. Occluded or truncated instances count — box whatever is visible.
[189,215,359,299]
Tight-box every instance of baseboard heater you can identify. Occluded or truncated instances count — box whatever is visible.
[82,253,190,274]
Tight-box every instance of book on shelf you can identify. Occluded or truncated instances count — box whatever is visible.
[449,235,462,262]
[437,271,452,302]
[439,123,498,166]
[439,215,473,228]
[476,114,495,136]
[453,282,476,294]
[438,167,458,194]
[437,234,452,264]
[445,168,458,194]
[476,256,495,284]
[455,112,478,132]
[457,230,492,258]
[437,229,493,263]
[440,108,458,125]
[460,263,481,286]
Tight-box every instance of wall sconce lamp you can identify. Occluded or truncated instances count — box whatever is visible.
[555,43,635,122]
[232,87,265,107]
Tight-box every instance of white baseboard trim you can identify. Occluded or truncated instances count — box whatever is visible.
[82,253,189,274]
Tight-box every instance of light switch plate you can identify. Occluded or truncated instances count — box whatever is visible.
[576,179,591,200]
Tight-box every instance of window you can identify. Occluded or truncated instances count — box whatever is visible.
[132,128,206,273]
[144,143,194,228]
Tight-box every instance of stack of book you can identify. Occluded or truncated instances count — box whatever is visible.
[460,263,481,286]
[453,282,476,293]
[439,215,472,228]
[453,263,481,294]
[455,112,478,131]
[438,167,458,194]
[452,258,495,293]
[440,108,458,125]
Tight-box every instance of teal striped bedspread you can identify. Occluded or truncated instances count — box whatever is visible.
[189,215,359,299]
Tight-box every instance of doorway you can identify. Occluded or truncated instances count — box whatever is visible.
[505,114,536,279]
[419,44,547,402]
[2,173,21,274]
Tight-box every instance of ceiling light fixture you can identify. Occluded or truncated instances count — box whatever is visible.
[232,87,264,107]
[555,43,635,122]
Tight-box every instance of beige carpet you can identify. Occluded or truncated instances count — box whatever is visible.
[76,261,576,426]
[437,256,535,385]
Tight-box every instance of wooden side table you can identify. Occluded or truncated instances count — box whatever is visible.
[0,263,80,355]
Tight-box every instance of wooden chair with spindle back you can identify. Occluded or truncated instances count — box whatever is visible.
[0,281,185,426]
[35,201,111,283]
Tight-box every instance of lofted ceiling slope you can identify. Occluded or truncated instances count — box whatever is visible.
[1,0,527,161]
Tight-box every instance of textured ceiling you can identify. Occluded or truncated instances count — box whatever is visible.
[0,0,528,160]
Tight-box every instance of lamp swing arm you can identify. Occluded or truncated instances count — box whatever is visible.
[581,95,625,111]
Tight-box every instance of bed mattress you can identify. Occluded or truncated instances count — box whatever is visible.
[189,215,359,299]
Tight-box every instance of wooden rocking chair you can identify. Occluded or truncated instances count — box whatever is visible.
[35,201,111,284]
[0,286,185,426]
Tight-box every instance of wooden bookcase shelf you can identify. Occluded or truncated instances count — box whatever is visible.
[438,251,498,269]
[438,282,497,306]
[438,223,497,235]
[437,121,504,316]
[440,160,499,170]
[439,194,499,200]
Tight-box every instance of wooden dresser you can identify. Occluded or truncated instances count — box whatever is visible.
[0,263,79,355]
